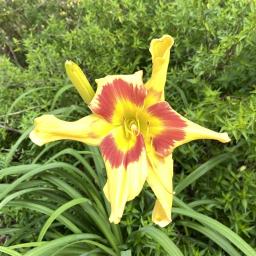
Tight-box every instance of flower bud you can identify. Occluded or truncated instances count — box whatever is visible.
[65,60,95,104]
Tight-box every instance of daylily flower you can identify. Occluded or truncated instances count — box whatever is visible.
[30,35,230,227]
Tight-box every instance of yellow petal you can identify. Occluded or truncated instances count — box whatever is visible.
[152,199,171,228]
[146,151,173,227]
[95,70,143,88]
[65,60,95,104]
[172,115,231,150]
[144,101,230,156]
[29,114,112,146]
[145,35,174,106]
[100,127,148,224]
[90,71,146,124]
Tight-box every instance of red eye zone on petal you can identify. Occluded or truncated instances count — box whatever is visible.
[147,102,186,156]
[91,79,147,122]
[100,133,145,169]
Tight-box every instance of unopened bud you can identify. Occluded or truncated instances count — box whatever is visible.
[65,60,95,104]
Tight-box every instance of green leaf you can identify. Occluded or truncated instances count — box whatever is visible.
[175,153,231,195]
[5,86,52,122]
[0,246,21,256]
[173,207,256,256]
[38,198,89,242]
[139,226,184,256]
[4,128,32,167]
[50,84,72,110]
[23,234,109,256]
[178,221,240,256]
[42,176,120,253]
[0,164,40,179]
[0,187,52,210]
[9,242,46,250]
[7,200,82,235]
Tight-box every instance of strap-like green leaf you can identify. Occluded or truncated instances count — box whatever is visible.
[139,226,184,256]
[173,207,256,256]
[38,198,89,242]
[178,221,240,256]
[175,153,231,194]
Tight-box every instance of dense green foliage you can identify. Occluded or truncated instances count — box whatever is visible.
[0,0,256,255]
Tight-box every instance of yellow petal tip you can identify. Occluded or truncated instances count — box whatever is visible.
[150,34,174,58]
[65,60,75,70]
[161,34,174,44]
[153,218,172,228]
[153,34,174,45]
[109,215,121,225]
[65,60,76,73]
[219,132,231,143]
[65,59,72,65]
[29,130,44,146]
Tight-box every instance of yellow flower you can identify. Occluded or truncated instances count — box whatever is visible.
[30,35,230,227]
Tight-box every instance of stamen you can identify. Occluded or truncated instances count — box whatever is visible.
[123,117,140,137]
[123,118,130,138]
[131,124,138,133]
[146,121,150,137]
[131,123,140,136]
[135,115,141,135]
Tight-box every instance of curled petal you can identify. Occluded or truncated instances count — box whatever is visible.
[65,60,95,104]
[145,35,174,105]
[146,152,173,227]
[100,127,147,224]
[29,114,112,146]
[89,71,146,123]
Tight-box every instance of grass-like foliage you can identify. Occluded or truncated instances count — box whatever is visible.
[0,0,256,255]
[0,138,255,255]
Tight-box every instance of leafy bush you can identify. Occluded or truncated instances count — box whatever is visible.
[0,0,256,255]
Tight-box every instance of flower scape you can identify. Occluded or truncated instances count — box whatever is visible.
[30,35,230,227]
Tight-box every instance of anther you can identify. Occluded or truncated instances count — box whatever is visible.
[146,121,150,137]
[130,123,139,136]
[150,136,153,148]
